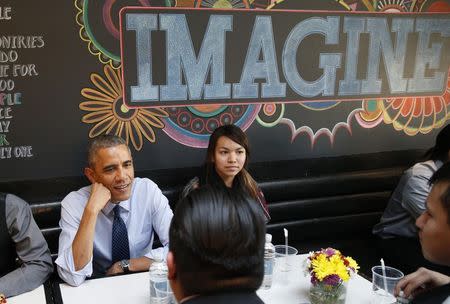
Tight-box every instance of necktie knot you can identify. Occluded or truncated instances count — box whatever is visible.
[113,205,121,219]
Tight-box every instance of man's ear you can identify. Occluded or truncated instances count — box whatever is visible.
[167,251,177,280]
[84,167,96,184]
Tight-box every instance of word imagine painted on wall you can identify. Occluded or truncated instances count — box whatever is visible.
[121,8,450,107]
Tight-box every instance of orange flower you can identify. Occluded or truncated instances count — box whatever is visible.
[80,64,168,151]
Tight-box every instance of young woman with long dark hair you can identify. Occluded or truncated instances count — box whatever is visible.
[182,124,270,221]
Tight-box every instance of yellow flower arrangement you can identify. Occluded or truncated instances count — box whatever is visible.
[307,248,359,304]
[308,248,359,285]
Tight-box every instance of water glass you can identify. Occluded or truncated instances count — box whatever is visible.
[274,245,298,272]
[371,265,404,304]
[152,281,176,304]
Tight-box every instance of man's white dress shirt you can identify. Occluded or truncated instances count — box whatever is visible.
[55,177,173,286]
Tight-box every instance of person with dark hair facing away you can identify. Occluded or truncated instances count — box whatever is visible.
[167,186,266,304]
[373,124,450,274]
[395,162,450,303]
[56,134,173,286]
[0,193,53,297]
[182,124,270,221]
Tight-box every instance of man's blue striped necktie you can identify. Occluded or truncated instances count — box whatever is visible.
[111,205,130,263]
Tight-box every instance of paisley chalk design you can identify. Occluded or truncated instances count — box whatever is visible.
[379,80,450,136]
[256,103,285,127]
[74,0,161,68]
[162,104,261,148]
[280,108,363,147]
[355,100,384,129]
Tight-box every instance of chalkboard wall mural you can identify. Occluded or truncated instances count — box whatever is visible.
[74,0,450,150]
[0,0,449,181]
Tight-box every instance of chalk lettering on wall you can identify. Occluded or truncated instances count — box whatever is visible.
[0,7,12,21]
[0,36,45,48]
[121,9,450,108]
[0,146,32,159]
[0,65,9,77]
[0,6,43,160]
[0,146,11,159]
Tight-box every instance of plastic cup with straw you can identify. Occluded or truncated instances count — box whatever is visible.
[274,228,297,272]
[371,259,404,303]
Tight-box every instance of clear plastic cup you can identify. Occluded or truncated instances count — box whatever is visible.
[371,266,404,304]
[152,281,175,304]
[274,245,298,272]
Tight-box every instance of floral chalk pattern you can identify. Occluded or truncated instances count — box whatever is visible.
[80,65,168,151]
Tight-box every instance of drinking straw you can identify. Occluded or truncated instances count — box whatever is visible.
[283,228,289,270]
[380,258,389,293]
[284,228,288,256]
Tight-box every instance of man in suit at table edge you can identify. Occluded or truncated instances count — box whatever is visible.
[167,185,266,304]
[0,193,53,297]
[56,134,173,286]
[395,162,450,304]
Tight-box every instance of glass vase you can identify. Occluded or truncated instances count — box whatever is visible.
[309,281,347,304]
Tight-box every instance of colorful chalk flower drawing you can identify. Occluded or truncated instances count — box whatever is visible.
[76,0,170,146]
[79,65,168,151]
[357,73,450,136]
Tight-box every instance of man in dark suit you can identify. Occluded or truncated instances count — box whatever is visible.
[167,186,266,304]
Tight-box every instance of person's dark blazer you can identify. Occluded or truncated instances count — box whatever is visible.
[411,283,450,304]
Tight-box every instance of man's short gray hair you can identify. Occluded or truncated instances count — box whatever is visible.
[87,135,129,167]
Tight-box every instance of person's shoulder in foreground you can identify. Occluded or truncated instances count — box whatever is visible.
[168,185,266,303]
[395,162,450,304]
[0,193,53,297]
[182,290,264,304]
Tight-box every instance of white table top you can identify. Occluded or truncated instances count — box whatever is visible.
[60,271,150,304]
[59,255,374,304]
[7,285,46,304]
[256,255,374,304]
